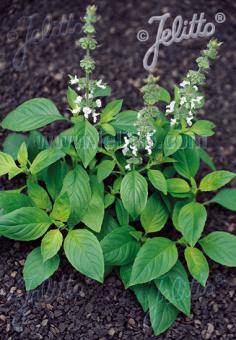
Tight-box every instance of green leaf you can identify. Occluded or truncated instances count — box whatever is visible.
[157,86,171,103]
[148,169,167,195]
[73,117,99,167]
[64,229,104,282]
[2,98,65,131]
[120,171,148,219]
[60,166,91,227]
[0,151,22,178]
[154,261,191,315]
[104,193,115,208]
[199,171,236,192]
[148,286,178,336]
[115,199,129,226]
[133,284,151,312]
[140,194,168,233]
[172,201,187,231]
[17,142,28,166]
[0,191,33,215]
[100,99,123,123]
[67,86,78,109]
[3,133,27,159]
[173,135,200,178]
[81,176,104,232]
[208,189,236,211]
[167,178,190,193]
[164,132,182,157]
[27,131,49,161]
[190,120,215,137]
[101,226,140,266]
[0,207,52,241]
[45,160,69,200]
[199,147,216,171]
[23,247,60,290]
[93,85,111,98]
[27,181,52,211]
[41,229,63,262]
[199,231,236,267]
[129,237,178,286]
[101,123,116,136]
[112,111,138,133]
[120,264,132,289]
[178,202,207,246]
[50,192,71,222]
[30,148,65,175]
[96,212,119,241]
[97,160,115,183]
[184,247,209,286]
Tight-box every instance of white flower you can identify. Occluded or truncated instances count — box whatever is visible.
[75,96,82,104]
[88,93,93,99]
[123,136,130,147]
[186,114,193,126]
[122,147,129,155]
[193,85,198,91]
[196,96,203,104]
[71,105,81,114]
[96,99,102,108]
[83,107,92,115]
[170,118,177,126]
[125,164,131,170]
[145,145,152,155]
[130,145,138,156]
[180,80,190,87]
[180,97,187,105]
[69,75,79,85]
[76,86,81,91]
[96,79,106,89]
[166,101,175,113]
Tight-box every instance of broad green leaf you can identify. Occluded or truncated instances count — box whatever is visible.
[45,160,69,200]
[17,142,28,166]
[140,194,168,233]
[199,147,216,171]
[167,178,190,193]
[30,148,65,175]
[0,191,33,215]
[73,117,99,167]
[148,169,167,195]
[60,166,91,226]
[0,151,22,178]
[157,86,171,103]
[154,261,191,315]
[41,229,63,262]
[148,286,178,336]
[50,192,71,222]
[100,99,123,123]
[208,189,236,211]
[101,123,116,136]
[81,176,104,232]
[115,199,129,226]
[3,133,27,159]
[64,229,104,283]
[172,201,187,231]
[190,120,215,137]
[120,263,132,289]
[129,237,178,286]
[97,160,115,183]
[164,132,182,157]
[93,85,111,98]
[101,226,140,266]
[0,207,52,241]
[199,231,236,267]
[120,171,148,219]
[2,98,65,131]
[184,247,209,286]
[96,212,119,241]
[112,111,138,133]
[173,135,200,178]
[133,284,151,312]
[178,202,207,246]
[27,181,52,211]
[199,171,236,192]
[23,247,60,290]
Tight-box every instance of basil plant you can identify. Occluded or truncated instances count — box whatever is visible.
[0,5,236,337]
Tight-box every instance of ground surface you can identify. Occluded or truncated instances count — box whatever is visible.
[0,0,236,339]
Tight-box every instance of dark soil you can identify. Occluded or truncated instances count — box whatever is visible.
[0,0,236,339]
